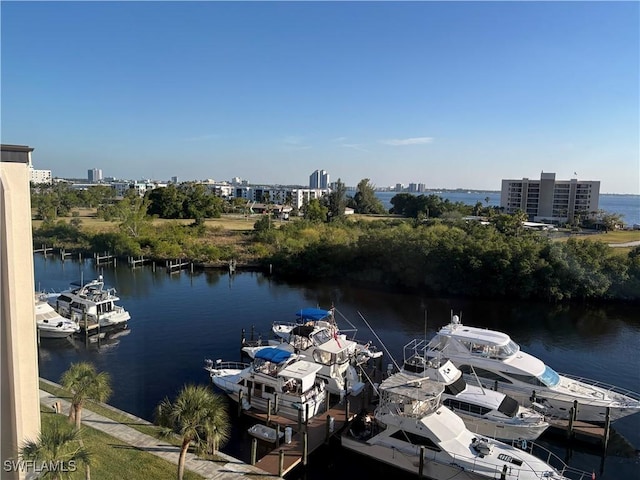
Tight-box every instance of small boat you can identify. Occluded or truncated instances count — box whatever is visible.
[248,423,284,443]
[204,347,327,422]
[424,314,640,423]
[402,339,549,441]
[48,275,131,330]
[341,372,590,480]
[35,293,80,338]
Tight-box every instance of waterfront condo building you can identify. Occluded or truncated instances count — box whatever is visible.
[500,172,600,223]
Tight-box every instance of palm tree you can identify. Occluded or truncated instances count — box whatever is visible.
[156,384,230,480]
[20,415,90,480]
[60,362,112,429]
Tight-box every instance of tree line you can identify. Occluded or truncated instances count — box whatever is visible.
[31,181,640,303]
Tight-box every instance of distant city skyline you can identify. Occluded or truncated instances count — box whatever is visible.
[2,2,638,194]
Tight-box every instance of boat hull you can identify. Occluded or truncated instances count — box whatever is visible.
[341,435,480,480]
[466,377,639,423]
[37,327,77,339]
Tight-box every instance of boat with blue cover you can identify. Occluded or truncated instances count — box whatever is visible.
[268,307,381,394]
[204,347,327,422]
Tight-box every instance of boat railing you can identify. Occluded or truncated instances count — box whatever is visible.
[560,373,640,402]
[508,439,593,479]
[204,360,249,372]
[411,442,593,480]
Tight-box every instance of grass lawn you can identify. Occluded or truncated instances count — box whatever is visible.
[39,380,182,448]
[32,209,265,233]
[39,408,203,480]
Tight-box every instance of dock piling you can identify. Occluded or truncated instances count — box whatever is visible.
[419,445,425,478]
[302,431,308,466]
[603,407,611,452]
[250,438,257,466]
[278,449,284,476]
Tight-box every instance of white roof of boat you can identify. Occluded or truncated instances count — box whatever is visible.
[316,338,351,354]
[380,372,444,400]
[279,360,322,379]
[439,323,512,346]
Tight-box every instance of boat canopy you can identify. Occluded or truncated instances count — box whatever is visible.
[254,347,292,364]
[295,308,331,321]
[291,325,315,338]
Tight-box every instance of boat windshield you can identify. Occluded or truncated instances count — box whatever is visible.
[312,329,333,345]
[464,339,520,359]
[538,365,560,387]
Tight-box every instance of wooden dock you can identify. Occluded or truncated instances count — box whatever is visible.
[544,403,612,453]
[245,395,364,477]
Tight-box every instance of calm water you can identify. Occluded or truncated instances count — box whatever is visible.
[35,256,640,479]
[373,191,640,226]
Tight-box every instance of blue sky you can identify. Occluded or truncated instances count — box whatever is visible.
[2,2,638,193]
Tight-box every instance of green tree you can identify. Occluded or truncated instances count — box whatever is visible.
[303,198,328,222]
[60,362,112,430]
[352,178,386,214]
[102,191,152,238]
[325,178,347,221]
[156,384,230,480]
[147,184,186,218]
[182,184,222,225]
[19,416,91,480]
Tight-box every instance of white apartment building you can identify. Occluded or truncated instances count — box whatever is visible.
[29,166,52,184]
[500,172,600,223]
[88,168,103,183]
[309,169,330,189]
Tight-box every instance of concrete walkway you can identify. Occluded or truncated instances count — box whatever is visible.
[39,389,277,480]
[608,240,640,248]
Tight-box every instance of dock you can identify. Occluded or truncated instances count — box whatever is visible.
[245,395,363,477]
[544,402,613,453]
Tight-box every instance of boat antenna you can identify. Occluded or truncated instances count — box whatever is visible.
[357,311,401,373]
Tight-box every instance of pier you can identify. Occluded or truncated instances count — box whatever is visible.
[95,251,117,266]
[166,258,192,274]
[545,402,612,452]
[244,394,363,477]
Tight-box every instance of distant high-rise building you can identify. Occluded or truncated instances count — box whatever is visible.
[171,176,179,184]
[395,183,404,192]
[88,168,103,183]
[500,172,600,223]
[309,170,329,189]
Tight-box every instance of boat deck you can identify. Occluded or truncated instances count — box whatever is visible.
[245,394,366,476]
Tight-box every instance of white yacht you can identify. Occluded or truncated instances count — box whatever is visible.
[425,315,640,423]
[272,307,382,365]
[204,347,327,422]
[35,293,80,338]
[48,275,131,329]
[342,372,588,480]
[402,339,549,441]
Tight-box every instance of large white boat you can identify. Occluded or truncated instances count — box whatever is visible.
[424,315,640,423]
[342,372,589,480]
[35,293,80,338]
[402,339,549,441]
[204,347,327,422]
[48,275,131,330]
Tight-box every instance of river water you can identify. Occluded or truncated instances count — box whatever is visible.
[35,256,640,479]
